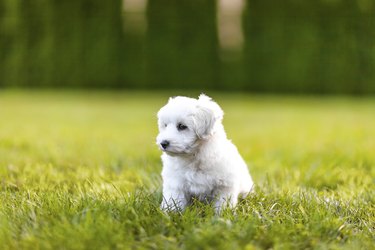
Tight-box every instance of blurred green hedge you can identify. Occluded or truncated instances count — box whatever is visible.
[0,0,374,93]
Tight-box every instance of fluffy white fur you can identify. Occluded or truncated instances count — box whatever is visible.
[156,94,253,213]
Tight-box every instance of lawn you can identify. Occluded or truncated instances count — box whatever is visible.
[0,91,374,249]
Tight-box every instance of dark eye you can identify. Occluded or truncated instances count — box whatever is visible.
[177,123,188,131]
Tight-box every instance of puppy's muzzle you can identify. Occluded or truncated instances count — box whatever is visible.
[160,140,170,150]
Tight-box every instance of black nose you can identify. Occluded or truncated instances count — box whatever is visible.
[160,140,170,149]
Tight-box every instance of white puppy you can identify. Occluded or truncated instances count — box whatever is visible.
[156,94,253,213]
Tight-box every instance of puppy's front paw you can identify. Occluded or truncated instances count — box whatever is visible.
[214,193,238,215]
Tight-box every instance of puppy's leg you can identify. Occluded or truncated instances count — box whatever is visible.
[214,190,239,215]
[161,187,188,212]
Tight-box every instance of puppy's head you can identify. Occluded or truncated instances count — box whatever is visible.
[156,94,224,155]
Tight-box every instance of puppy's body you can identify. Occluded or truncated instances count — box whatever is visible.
[157,95,253,213]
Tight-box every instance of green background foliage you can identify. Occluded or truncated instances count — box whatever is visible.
[1,0,375,93]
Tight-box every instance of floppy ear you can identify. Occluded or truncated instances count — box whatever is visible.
[193,94,224,139]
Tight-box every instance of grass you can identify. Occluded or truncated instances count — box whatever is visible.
[0,91,374,249]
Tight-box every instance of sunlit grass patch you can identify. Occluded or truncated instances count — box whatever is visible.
[0,91,374,249]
